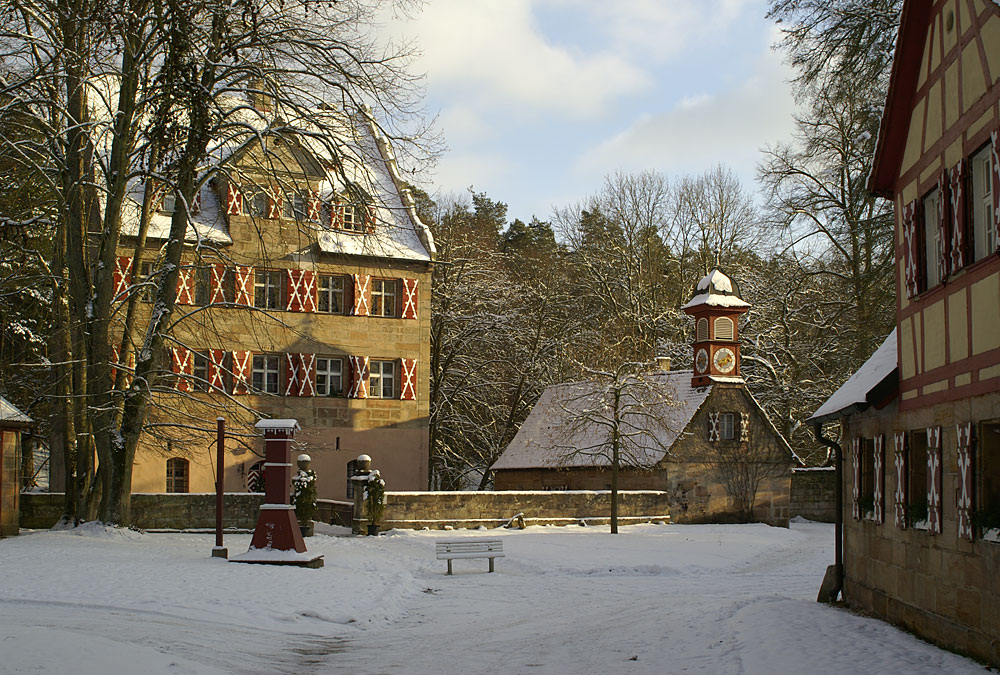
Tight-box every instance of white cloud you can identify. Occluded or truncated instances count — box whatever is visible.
[573,40,798,190]
[426,150,516,198]
[413,0,651,120]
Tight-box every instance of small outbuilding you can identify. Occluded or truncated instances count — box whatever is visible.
[0,396,32,537]
[492,269,799,526]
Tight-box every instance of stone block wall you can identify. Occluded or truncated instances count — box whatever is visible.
[790,467,836,522]
[379,490,671,529]
[1,430,19,536]
[20,492,265,530]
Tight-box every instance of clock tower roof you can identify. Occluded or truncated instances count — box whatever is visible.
[681,268,749,312]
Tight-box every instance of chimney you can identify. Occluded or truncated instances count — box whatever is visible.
[656,356,671,372]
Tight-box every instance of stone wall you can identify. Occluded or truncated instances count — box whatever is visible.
[20,492,265,530]
[379,490,671,529]
[1,430,20,536]
[789,467,836,522]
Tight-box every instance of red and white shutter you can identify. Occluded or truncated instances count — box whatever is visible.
[927,426,943,534]
[365,204,377,233]
[873,434,885,524]
[267,187,282,220]
[298,353,316,397]
[113,256,133,298]
[226,183,243,216]
[739,412,750,442]
[950,160,966,271]
[171,347,193,393]
[347,355,369,399]
[231,350,252,395]
[307,190,321,222]
[401,278,418,320]
[234,266,253,305]
[209,349,228,391]
[851,437,861,521]
[937,169,949,281]
[400,358,417,401]
[990,129,1000,253]
[956,422,974,541]
[707,411,719,442]
[352,274,371,316]
[210,265,227,304]
[190,187,202,214]
[331,200,343,229]
[901,201,918,298]
[285,270,316,313]
[176,268,195,305]
[893,432,908,529]
[284,353,302,397]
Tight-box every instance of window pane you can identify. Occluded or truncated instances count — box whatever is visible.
[923,189,940,288]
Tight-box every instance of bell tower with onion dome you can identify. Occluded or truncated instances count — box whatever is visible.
[681,268,750,388]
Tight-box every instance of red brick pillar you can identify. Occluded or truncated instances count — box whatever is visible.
[249,419,306,553]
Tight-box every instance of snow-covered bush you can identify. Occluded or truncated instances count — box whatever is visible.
[363,470,386,527]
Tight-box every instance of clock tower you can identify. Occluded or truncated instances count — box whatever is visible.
[681,268,749,388]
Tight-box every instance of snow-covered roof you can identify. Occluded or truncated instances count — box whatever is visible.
[492,370,712,471]
[0,396,32,427]
[120,182,232,245]
[681,269,750,311]
[808,330,898,423]
[255,418,301,431]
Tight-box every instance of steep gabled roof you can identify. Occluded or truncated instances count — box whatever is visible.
[492,371,713,471]
[868,1,936,197]
[808,330,899,423]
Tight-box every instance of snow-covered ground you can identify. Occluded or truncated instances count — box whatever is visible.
[0,520,986,674]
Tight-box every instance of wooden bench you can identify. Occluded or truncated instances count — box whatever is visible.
[435,538,504,575]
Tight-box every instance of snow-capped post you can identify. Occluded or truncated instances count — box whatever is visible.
[351,454,372,534]
[292,453,317,537]
[212,417,227,559]
[230,419,323,568]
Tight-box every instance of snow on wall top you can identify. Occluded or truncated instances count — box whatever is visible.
[492,370,712,471]
[0,396,32,426]
[681,268,749,310]
[808,329,898,423]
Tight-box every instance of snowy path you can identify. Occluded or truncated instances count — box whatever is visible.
[0,521,986,674]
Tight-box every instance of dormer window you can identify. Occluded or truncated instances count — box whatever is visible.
[161,193,176,213]
[342,203,365,232]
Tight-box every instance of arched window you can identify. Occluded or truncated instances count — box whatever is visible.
[166,458,189,494]
[696,318,709,341]
[246,460,265,493]
[714,316,734,341]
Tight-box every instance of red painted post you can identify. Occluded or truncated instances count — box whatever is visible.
[212,417,228,559]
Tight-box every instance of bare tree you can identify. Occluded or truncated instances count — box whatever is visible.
[548,361,679,533]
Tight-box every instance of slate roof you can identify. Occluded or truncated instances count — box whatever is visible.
[808,330,898,423]
[492,370,712,471]
[0,396,32,427]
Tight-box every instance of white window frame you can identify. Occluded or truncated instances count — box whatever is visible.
[342,203,366,232]
[248,188,269,218]
[252,354,280,394]
[161,193,176,214]
[369,360,395,399]
[719,412,736,441]
[972,145,995,263]
[140,261,156,303]
[315,357,343,396]
[318,275,345,314]
[254,270,283,310]
[371,279,396,317]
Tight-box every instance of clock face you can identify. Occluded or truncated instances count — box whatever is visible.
[695,348,709,374]
[713,347,736,374]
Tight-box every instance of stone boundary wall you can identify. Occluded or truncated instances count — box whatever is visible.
[789,467,836,523]
[380,490,671,530]
[20,492,265,530]
[21,490,670,532]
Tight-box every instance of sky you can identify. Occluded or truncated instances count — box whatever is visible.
[395,0,801,224]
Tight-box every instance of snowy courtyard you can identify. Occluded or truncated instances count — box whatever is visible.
[0,520,986,674]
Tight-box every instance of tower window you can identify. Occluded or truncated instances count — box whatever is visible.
[714,317,734,341]
[696,318,709,342]
[719,413,736,440]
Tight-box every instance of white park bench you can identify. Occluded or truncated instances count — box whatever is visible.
[435,538,504,575]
